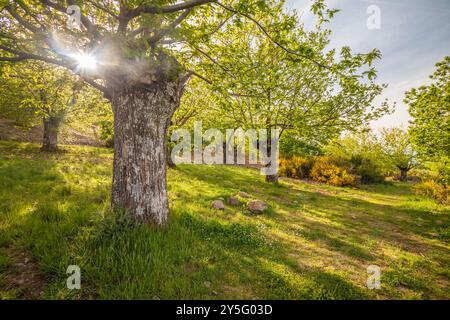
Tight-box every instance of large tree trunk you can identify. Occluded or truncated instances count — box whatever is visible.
[41,116,60,152]
[111,81,181,226]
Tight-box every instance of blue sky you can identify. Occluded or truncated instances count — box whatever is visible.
[285,0,450,131]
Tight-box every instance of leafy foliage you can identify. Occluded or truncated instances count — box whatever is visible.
[189,7,390,146]
[0,62,77,123]
[406,57,450,162]
[414,180,449,204]
[309,157,357,187]
[279,156,315,179]
[406,56,450,185]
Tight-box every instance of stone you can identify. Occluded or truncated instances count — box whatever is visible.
[228,196,240,206]
[204,281,212,288]
[211,200,225,210]
[247,200,268,214]
[238,191,250,198]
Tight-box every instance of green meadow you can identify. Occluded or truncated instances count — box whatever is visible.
[0,141,448,299]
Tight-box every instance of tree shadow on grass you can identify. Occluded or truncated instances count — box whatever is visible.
[0,150,111,299]
[1,148,447,299]
[173,211,371,299]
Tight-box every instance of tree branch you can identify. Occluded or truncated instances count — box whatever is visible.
[0,45,110,97]
[130,0,216,17]
[86,0,119,19]
[189,70,213,84]
[0,56,25,62]
[4,5,42,33]
[215,2,335,73]
[188,42,235,79]
[148,8,192,44]
[39,0,97,34]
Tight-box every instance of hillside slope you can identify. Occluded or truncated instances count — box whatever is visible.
[0,118,103,147]
[0,141,448,299]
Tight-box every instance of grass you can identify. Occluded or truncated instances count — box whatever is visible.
[0,140,448,299]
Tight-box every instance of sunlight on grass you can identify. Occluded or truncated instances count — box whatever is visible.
[0,141,448,299]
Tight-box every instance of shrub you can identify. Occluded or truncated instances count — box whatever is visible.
[414,180,449,204]
[279,155,384,186]
[279,156,315,179]
[310,157,357,187]
[355,158,385,184]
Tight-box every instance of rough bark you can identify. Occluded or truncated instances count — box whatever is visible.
[265,173,279,183]
[265,127,279,183]
[167,144,176,168]
[41,116,60,152]
[399,168,409,181]
[111,80,182,226]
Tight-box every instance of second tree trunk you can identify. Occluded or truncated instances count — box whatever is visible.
[41,116,60,152]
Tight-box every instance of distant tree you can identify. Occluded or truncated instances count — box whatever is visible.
[379,127,416,181]
[0,61,110,150]
[0,61,79,151]
[324,129,386,183]
[279,133,324,158]
[167,78,213,167]
[405,56,449,185]
[325,129,380,161]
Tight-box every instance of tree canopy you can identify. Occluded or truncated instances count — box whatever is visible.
[406,56,450,162]
[405,56,449,185]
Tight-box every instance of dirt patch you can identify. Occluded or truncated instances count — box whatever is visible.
[3,248,47,300]
[221,284,255,299]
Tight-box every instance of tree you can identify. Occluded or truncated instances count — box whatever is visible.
[193,13,389,182]
[0,61,78,151]
[0,0,385,225]
[324,129,388,183]
[379,127,416,181]
[325,129,380,161]
[405,56,449,185]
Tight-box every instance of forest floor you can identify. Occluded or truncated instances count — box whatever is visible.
[0,141,448,299]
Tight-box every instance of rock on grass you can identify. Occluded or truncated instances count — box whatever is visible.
[247,200,268,214]
[211,200,225,210]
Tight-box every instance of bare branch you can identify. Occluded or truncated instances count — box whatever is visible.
[81,77,111,99]
[0,45,110,97]
[188,70,213,84]
[86,0,119,19]
[39,0,97,34]
[148,9,192,44]
[4,5,41,33]
[130,0,215,17]
[0,56,25,62]
[129,26,144,37]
